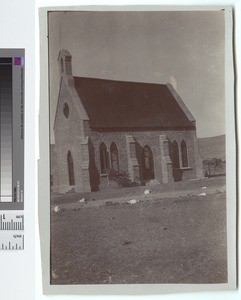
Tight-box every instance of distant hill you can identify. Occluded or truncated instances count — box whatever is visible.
[198,135,225,161]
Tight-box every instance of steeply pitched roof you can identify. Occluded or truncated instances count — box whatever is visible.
[73,76,195,130]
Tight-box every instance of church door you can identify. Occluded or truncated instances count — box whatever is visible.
[67,151,75,186]
[142,146,155,181]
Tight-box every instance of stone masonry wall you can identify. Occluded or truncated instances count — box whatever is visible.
[53,79,91,193]
[89,128,202,191]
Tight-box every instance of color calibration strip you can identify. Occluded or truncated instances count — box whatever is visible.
[0,49,24,250]
[0,58,12,202]
[0,49,24,211]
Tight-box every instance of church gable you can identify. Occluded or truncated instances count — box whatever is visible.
[54,77,81,145]
[54,49,90,142]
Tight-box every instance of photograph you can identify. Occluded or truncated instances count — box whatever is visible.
[48,9,228,285]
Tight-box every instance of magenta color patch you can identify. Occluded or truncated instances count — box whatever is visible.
[14,57,22,65]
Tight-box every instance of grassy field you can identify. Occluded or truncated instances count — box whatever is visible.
[198,134,225,160]
[51,187,227,284]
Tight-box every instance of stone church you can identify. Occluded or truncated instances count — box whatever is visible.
[51,49,203,194]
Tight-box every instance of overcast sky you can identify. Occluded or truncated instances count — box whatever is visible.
[48,10,225,142]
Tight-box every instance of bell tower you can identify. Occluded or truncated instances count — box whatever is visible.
[57,49,72,78]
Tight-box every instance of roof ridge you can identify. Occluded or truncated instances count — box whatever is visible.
[73,75,167,86]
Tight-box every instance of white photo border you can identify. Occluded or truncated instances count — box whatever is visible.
[38,5,236,295]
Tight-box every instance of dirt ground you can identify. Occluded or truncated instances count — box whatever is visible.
[51,176,225,205]
[50,177,227,285]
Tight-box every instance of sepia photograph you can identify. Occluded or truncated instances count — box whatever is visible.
[45,8,233,287]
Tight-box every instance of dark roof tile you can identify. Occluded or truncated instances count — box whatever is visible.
[73,77,195,130]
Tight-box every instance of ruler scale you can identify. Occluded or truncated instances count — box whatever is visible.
[0,213,24,230]
[1,232,24,250]
[0,49,24,250]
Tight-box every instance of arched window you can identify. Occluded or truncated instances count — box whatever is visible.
[67,151,75,186]
[100,143,109,174]
[110,142,119,172]
[172,141,180,168]
[142,145,155,180]
[181,140,188,167]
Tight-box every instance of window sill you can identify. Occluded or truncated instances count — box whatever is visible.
[100,173,108,177]
[173,167,192,170]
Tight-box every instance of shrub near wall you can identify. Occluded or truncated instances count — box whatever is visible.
[107,169,140,188]
[203,158,226,177]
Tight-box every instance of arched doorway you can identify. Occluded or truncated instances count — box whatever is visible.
[142,145,155,181]
[67,151,75,186]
